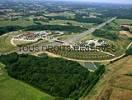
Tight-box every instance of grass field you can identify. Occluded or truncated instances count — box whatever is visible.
[0,19,35,27]
[48,20,94,29]
[81,56,132,100]
[109,39,130,56]
[0,35,16,53]
[0,63,54,100]
[98,56,132,100]
[13,39,35,46]
[115,19,132,25]
[45,12,75,18]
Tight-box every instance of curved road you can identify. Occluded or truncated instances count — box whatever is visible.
[33,42,132,63]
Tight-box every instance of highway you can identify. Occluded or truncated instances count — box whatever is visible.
[0,17,117,55]
[64,17,117,44]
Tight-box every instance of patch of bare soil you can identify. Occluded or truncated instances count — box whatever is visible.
[96,56,132,100]
[119,31,132,38]
[109,88,132,100]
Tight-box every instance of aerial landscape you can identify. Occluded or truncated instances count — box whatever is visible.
[0,0,132,100]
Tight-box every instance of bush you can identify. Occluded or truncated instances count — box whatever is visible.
[93,29,119,40]
[126,47,132,55]
[0,26,23,35]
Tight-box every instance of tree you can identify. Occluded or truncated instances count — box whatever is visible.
[126,47,132,55]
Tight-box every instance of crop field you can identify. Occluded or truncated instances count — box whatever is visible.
[109,88,132,100]
[46,37,131,60]
[46,48,114,60]
[115,19,132,25]
[44,12,75,18]
[0,63,54,100]
[97,56,132,100]
[0,19,35,27]
[48,20,95,28]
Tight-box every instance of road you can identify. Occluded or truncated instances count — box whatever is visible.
[64,17,117,44]
[5,17,117,50]
[30,17,117,48]
[1,17,118,57]
[32,41,132,63]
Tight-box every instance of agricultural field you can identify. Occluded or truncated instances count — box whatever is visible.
[98,56,132,100]
[48,20,95,29]
[44,11,75,19]
[0,18,35,27]
[115,19,132,25]
[46,46,115,60]
[0,63,54,100]
[81,56,132,100]
[0,0,132,100]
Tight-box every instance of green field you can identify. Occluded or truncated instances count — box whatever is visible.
[46,48,114,60]
[0,19,35,27]
[48,20,94,29]
[115,19,132,25]
[0,35,15,53]
[0,63,54,100]
[45,12,75,18]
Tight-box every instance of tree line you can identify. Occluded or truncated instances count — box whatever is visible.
[0,53,105,99]
[0,24,87,36]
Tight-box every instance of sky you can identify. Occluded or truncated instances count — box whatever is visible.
[61,0,132,4]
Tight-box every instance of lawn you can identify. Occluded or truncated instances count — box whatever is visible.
[0,63,54,100]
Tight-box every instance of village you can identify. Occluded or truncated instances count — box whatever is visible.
[13,31,64,42]
[13,30,108,52]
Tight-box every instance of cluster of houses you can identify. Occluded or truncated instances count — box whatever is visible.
[84,39,107,47]
[13,31,65,42]
[69,39,107,51]
[14,31,49,42]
